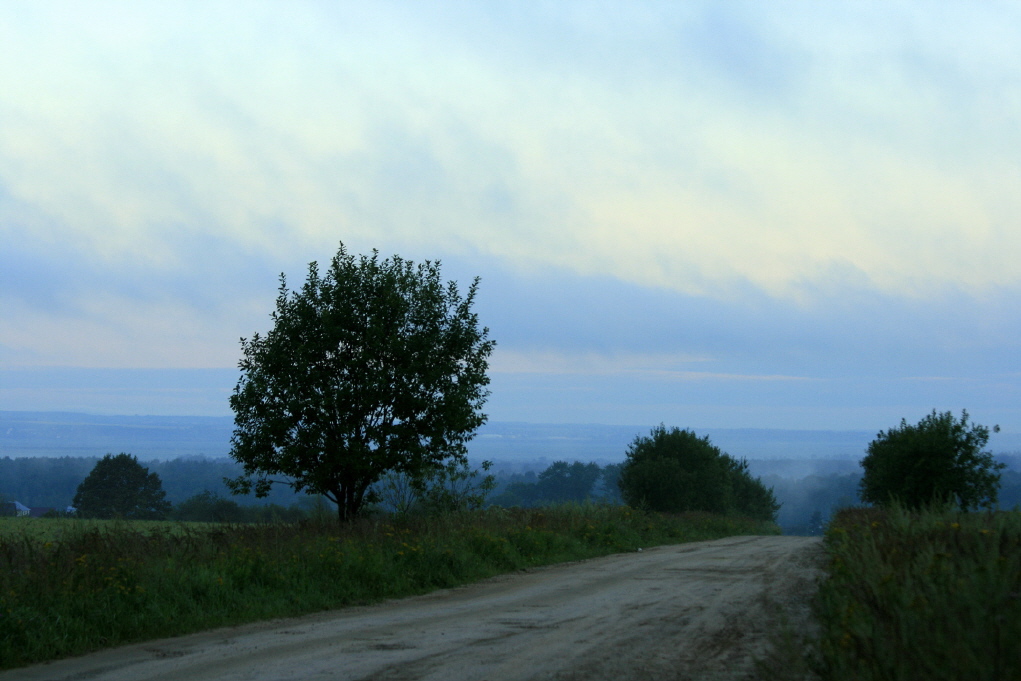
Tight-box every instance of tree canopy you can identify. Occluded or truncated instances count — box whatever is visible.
[492,461,604,507]
[72,453,172,520]
[618,425,779,521]
[227,244,495,521]
[859,409,1004,510]
[536,461,603,503]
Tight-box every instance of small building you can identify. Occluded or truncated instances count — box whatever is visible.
[0,501,31,517]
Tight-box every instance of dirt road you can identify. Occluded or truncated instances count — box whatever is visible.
[8,535,824,681]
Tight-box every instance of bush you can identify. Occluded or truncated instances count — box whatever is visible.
[171,491,247,523]
[73,453,172,520]
[170,492,310,524]
[727,457,785,521]
[859,410,1004,510]
[373,460,496,515]
[618,425,779,521]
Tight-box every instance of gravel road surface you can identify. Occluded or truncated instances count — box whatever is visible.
[7,535,824,681]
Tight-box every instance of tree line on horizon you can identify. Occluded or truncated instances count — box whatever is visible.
[0,443,779,525]
[6,424,1018,531]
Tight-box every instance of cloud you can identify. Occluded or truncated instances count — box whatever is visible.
[2,251,1018,429]
[490,350,714,376]
[685,4,810,101]
[0,3,1019,429]
[2,2,1019,302]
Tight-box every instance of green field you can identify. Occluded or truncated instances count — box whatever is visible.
[0,505,778,670]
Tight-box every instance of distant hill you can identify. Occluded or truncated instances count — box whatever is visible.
[1,411,236,459]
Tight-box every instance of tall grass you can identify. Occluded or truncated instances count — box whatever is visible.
[0,505,777,670]
[0,517,213,541]
[811,504,1021,681]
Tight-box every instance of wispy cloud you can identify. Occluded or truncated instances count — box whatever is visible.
[490,350,713,376]
[0,2,1018,429]
[490,349,810,383]
[2,2,1019,298]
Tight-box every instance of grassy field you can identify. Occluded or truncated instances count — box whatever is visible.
[0,505,778,670]
[0,517,218,541]
[797,504,1021,681]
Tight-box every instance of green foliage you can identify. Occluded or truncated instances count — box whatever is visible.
[72,453,172,520]
[596,462,624,504]
[487,461,614,507]
[618,425,779,521]
[168,492,308,524]
[811,505,1021,680]
[726,456,786,523]
[154,457,311,507]
[171,491,246,522]
[0,456,98,508]
[416,459,496,514]
[537,461,602,502]
[375,459,496,515]
[0,517,208,541]
[620,427,731,513]
[859,410,1005,511]
[0,506,778,669]
[227,243,496,521]
[373,471,421,516]
[0,456,314,510]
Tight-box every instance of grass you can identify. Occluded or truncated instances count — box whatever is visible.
[0,517,215,541]
[805,504,1021,681]
[0,505,777,670]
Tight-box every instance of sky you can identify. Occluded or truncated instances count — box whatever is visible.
[1,1,1020,434]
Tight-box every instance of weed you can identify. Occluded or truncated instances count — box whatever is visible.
[809,504,1021,680]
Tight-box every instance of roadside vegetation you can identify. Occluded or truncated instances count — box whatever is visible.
[0,504,778,670]
[805,504,1021,680]
[761,411,1019,680]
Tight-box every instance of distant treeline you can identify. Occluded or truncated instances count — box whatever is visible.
[486,461,624,507]
[4,455,1021,534]
[0,457,623,519]
[0,456,309,509]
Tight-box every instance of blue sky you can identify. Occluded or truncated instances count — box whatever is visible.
[1,2,1019,432]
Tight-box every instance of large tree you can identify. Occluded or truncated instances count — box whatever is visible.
[227,244,495,521]
[73,453,172,520]
[859,409,1004,510]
